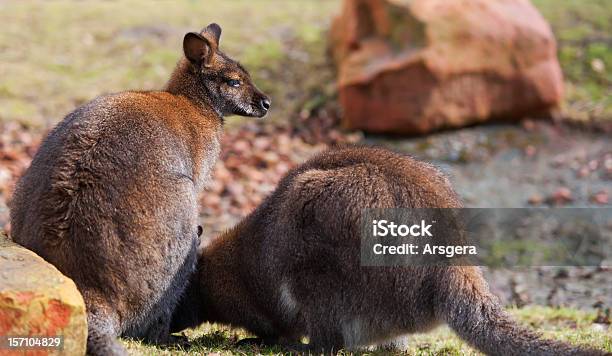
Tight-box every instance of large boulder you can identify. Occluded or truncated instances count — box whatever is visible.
[0,231,87,355]
[330,0,564,134]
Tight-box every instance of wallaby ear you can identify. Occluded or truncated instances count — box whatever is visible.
[201,23,222,47]
[183,32,213,67]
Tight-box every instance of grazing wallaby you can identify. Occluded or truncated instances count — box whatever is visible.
[9,23,270,356]
[171,147,607,356]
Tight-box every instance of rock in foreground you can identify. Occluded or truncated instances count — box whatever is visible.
[330,0,564,134]
[0,231,87,355]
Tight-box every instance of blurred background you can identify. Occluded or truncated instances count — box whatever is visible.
[0,0,610,350]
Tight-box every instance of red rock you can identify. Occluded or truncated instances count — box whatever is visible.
[591,190,609,205]
[1,150,20,161]
[524,145,537,157]
[527,193,543,205]
[241,167,266,182]
[214,164,232,181]
[226,182,245,197]
[232,139,250,153]
[522,119,536,131]
[202,194,221,207]
[253,137,270,150]
[207,179,225,194]
[0,232,87,355]
[577,166,590,178]
[330,0,564,134]
[549,187,573,205]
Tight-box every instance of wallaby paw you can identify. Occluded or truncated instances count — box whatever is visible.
[279,342,325,356]
[87,334,127,356]
[236,337,271,347]
[87,313,126,356]
[166,333,190,347]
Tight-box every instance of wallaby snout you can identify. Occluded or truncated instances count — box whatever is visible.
[252,90,271,118]
[260,97,271,111]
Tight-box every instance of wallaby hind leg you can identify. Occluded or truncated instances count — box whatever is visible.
[87,311,126,356]
[375,335,410,352]
[236,337,278,347]
[138,309,188,347]
[307,326,344,354]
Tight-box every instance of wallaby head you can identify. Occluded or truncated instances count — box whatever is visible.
[181,23,271,118]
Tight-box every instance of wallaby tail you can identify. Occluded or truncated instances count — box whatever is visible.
[437,266,609,356]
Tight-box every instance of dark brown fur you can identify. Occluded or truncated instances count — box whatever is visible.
[10,24,269,356]
[172,146,607,356]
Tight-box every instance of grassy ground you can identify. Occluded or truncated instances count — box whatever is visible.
[120,306,611,355]
[0,0,338,128]
[532,0,612,122]
[0,0,609,128]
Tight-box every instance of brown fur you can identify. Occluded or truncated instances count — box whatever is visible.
[172,146,607,356]
[10,24,269,356]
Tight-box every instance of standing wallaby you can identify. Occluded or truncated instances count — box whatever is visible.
[9,23,270,356]
[171,147,607,356]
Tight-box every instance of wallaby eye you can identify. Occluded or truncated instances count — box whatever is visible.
[227,79,241,88]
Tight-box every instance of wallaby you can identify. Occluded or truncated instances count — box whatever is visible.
[171,146,607,356]
[9,23,270,356]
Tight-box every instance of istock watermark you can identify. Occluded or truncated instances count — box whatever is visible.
[372,219,434,237]
[360,208,611,267]
[0,336,64,350]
